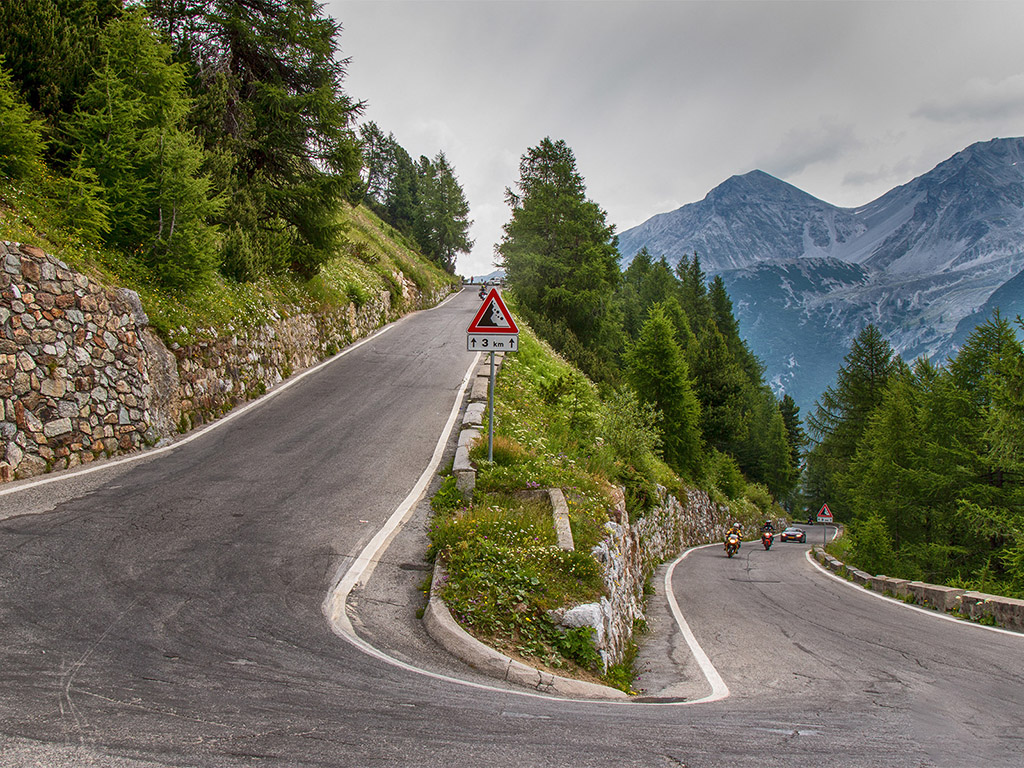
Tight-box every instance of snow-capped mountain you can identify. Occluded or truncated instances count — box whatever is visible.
[617,137,1024,415]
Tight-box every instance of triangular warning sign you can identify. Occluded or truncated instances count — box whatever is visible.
[468,289,519,333]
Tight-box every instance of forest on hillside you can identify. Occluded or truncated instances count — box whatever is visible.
[804,319,1024,598]
[498,136,1023,600]
[0,0,472,289]
[497,137,805,512]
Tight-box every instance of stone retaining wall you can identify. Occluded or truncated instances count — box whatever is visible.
[813,548,1024,632]
[564,486,731,670]
[1,241,452,483]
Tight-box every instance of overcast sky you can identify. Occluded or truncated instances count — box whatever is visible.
[327,0,1024,278]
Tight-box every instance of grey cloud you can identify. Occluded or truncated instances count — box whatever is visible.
[914,75,1024,123]
[760,121,862,180]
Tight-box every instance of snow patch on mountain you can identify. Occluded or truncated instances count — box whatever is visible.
[618,137,1024,413]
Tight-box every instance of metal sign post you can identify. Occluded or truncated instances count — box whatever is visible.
[467,289,519,464]
[488,351,495,462]
[817,503,834,546]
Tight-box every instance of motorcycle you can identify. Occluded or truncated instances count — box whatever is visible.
[478,285,487,300]
[762,530,774,550]
[725,532,741,558]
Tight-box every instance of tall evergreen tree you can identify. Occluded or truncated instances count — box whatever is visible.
[746,395,797,500]
[625,304,703,478]
[0,61,47,180]
[806,324,898,516]
[985,326,1024,479]
[67,7,220,288]
[675,252,712,327]
[846,366,926,546]
[497,137,622,381]
[414,151,473,273]
[0,0,121,129]
[949,311,1018,410]
[779,394,807,471]
[147,0,363,279]
[356,120,390,206]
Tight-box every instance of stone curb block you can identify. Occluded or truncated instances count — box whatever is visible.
[911,582,964,612]
[548,488,575,551]
[458,428,481,450]
[849,568,872,586]
[470,375,490,402]
[453,445,475,495]
[463,402,485,427]
[423,564,627,700]
[959,591,1024,631]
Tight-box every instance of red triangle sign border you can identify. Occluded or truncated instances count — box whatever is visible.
[468,289,519,334]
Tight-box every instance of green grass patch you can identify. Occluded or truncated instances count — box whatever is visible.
[428,494,605,671]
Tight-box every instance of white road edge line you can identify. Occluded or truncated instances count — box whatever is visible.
[322,357,729,707]
[805,549,1024,639]
[0,291,466,499]
[324,350,480,637]
[663,546,731,703]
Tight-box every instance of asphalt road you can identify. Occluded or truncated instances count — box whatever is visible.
[1,290,1022,768]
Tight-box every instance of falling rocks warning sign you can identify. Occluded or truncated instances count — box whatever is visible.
[467,289,519,351]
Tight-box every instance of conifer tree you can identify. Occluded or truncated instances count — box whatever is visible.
[67,7,220,288]
[498,137,622,381]
[0,62,47,180]
[0,0,121,128]
[806,324,898,515]
[779,394,807,470]
[147,0,363,280]
[414,152,473,273]
[625,304,703,478]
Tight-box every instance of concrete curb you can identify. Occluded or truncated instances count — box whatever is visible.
[423,563,628,700]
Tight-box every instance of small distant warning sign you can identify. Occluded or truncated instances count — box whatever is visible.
[468,289,519,334]
[817,503,834,523]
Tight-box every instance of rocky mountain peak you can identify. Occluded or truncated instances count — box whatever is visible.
[616,137,1024,413]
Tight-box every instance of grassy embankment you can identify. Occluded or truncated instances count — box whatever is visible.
[0,175,458,347]
[428,307,777,691]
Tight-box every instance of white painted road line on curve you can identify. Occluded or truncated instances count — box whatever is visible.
[323,350,480,637]
[3,287,735,706]
[323,356,732,706]
[805,549,1024,639]
[663,545,731,704]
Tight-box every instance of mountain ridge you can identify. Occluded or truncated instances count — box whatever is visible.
[617,137,1024,414]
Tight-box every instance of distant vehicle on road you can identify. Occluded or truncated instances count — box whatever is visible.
[780,526,807,543]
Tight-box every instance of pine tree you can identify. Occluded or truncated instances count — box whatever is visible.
[147,0,364,280]
[0,61,47,180]
[779,394,808,470]
[414,152,473,273]
[806,324,898,517]
[625,304,703,478]
[498,137,622,381]
[67,7,220,288]
[745,393,798,500]
[0,0,121,127]
[847,367,925,546]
